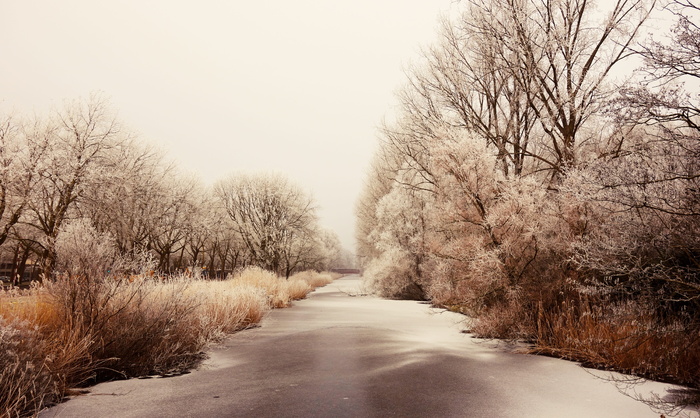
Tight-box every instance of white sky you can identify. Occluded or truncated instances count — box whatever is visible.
[0,1,459,251]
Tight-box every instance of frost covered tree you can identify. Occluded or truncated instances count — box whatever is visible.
[20,94,126,277]
[315,229,344,270]
[77,139,213,273]
[2,95,349,281]
[354,0,700,393]
[358,0,662,330]
[568,0,700,314]
[146,176,201,272]
[204,206,249,276]
[363,177,433,299]
[621,0,700,134]
[215,173,320,277]
[394,0,654,182]
[355,146,401,268]
[0,115,47,248]
[79,140,169,254]
[404,11,537,177]
[181,191,216,272]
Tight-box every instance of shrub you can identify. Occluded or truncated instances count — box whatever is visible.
[231,267,329,307]
[363,247,424,299]
[0,269,300,417]
[91,278,203,379]
[286,278,312,301]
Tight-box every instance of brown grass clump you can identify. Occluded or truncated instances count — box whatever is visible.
[469,295,533,340]
[230,267,335,307]
[228,285,269,325]
[289,271,335,288]
[532,298,700,387]
[286,278,313,301]
[187,279,269,341]
[1,288,95,416]
[0,317,57,417]
[233,267,291,308]
[91,279,204,379]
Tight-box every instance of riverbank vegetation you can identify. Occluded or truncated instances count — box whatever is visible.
[1,261,336,417]
[356,0,699,406]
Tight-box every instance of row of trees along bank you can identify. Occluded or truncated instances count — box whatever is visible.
[356,0,700,397]
[0,93,350,283]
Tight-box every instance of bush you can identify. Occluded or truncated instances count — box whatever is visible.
[360,129,700,397]
[231,267,332,307]
[363,247,424,299]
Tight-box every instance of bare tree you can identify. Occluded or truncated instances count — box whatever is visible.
[181,194,215,272]
[204,206,249,277]
[79,140,171,255]
[394,0,654,183]
[623,0,700,131]
[21,94,124,277]
[215,173,319,277]
[146,176,200,272]
[0,115,47,248]
[509,0,654,175]
[403,11,537,177]
[571,0,700,317]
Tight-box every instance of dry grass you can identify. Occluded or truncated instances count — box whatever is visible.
[289,271,336,288]
[233,267,292,308]
[532,299,700,387]
[231,267,335,307]
[286,278,313,301]
[0,317,57,418]
[462,284,700,402]
[0,266,332,417]
[469,297,532,340]
[186,280,269,341]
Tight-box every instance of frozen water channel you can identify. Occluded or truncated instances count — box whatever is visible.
[42,275,689,417]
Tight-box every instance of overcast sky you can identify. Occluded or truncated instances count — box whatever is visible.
[0,1,459,250]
